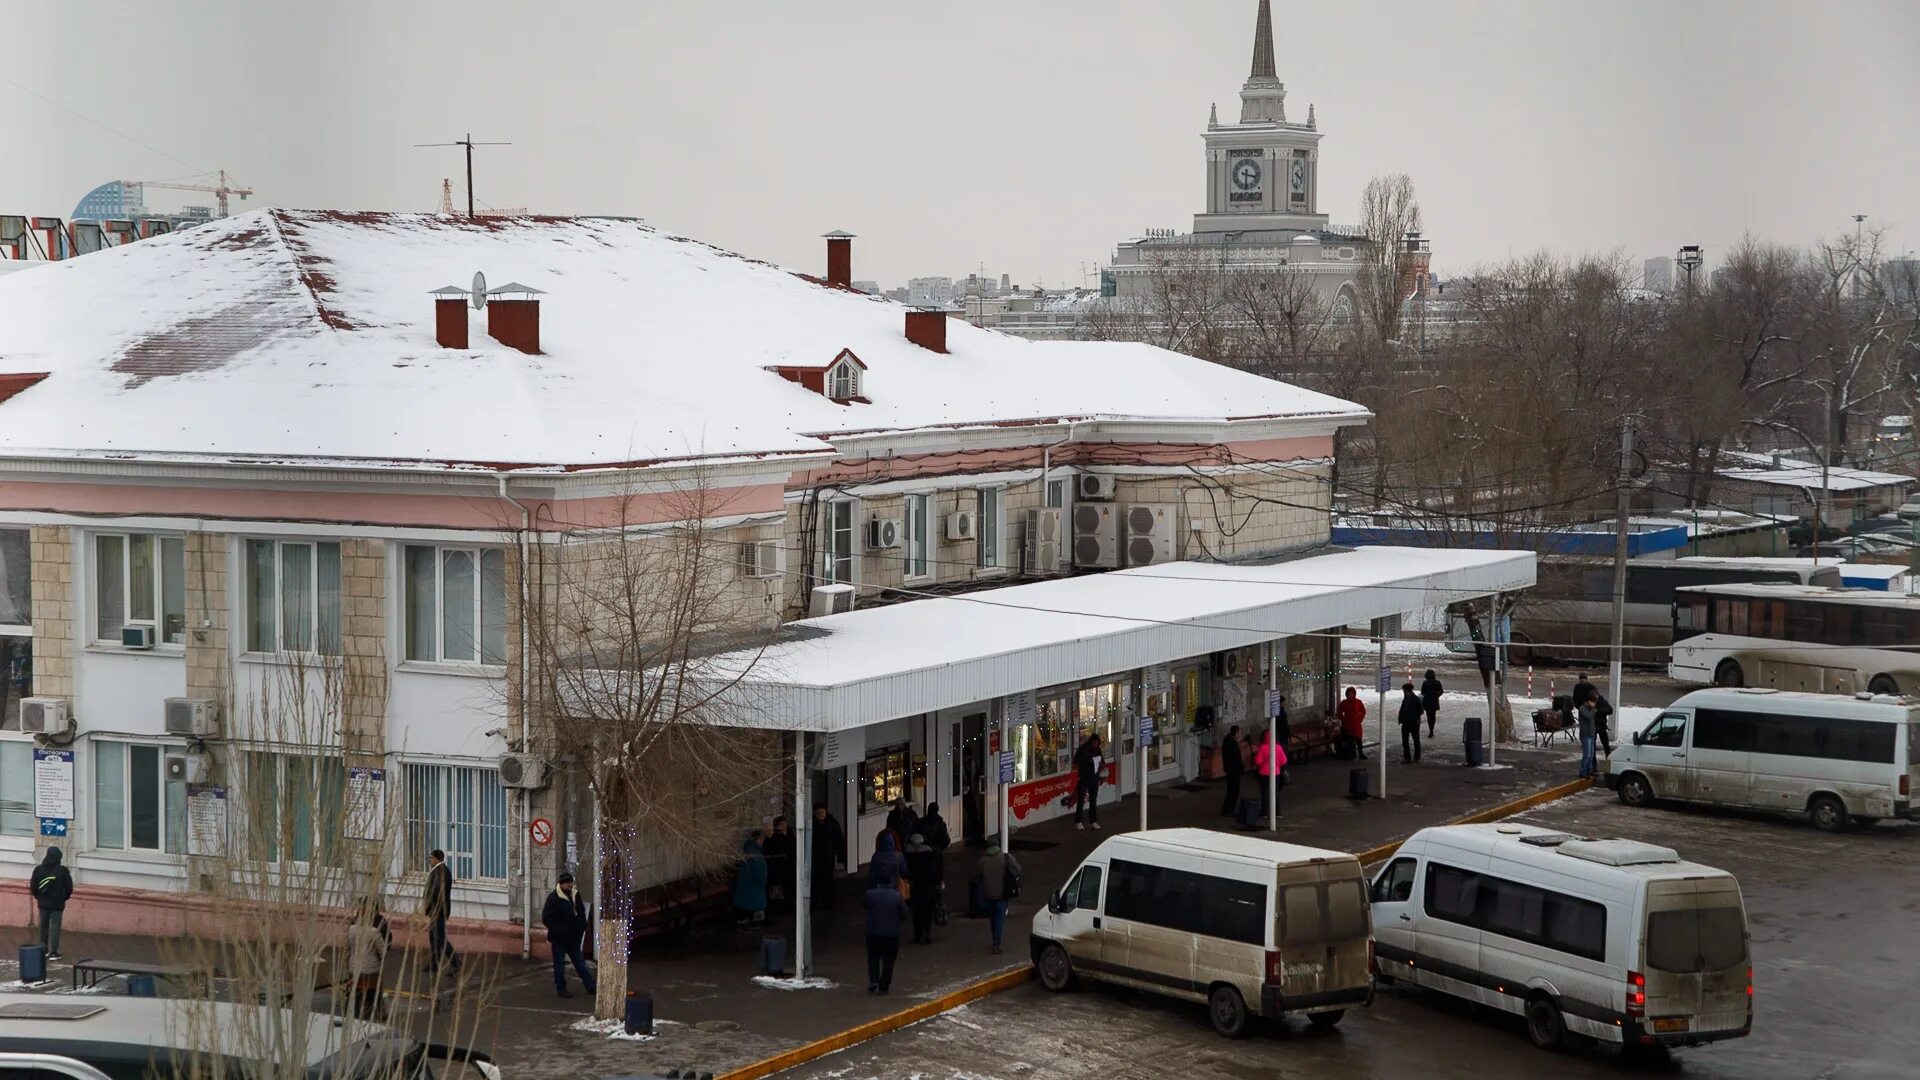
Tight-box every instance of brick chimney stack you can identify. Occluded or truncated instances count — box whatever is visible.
[823,230,855,289]
[904,309,948,354]
[483,282,546,355]
[433,296,469,349]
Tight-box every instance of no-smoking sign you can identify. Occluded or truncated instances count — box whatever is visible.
[529,817,554,846]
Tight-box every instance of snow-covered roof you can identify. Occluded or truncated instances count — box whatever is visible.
[702,546,1536,731]
[0,210,1367,471]
[1717,451,1913,492]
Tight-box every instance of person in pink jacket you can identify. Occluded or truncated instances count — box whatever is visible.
[1251,730,1289,823]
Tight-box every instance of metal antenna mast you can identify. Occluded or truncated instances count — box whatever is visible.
[413,133,511,218]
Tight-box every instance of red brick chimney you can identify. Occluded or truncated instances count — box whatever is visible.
[434,297,469,348]
[487,299,541,354]
[904,309,948,354]
[823,230,855,289]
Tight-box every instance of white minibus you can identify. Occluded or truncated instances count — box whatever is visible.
[1030,828,1373,1038]
[1606,686,1919,830]
[1370,824,1751,1053]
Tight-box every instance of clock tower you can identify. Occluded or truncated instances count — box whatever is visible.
[1194,0,1329,235]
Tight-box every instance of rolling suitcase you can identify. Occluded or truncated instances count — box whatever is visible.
[1236,797,1262,829]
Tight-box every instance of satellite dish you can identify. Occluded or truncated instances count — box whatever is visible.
[470,271,488,311]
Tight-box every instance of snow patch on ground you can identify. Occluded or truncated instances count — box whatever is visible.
[752,975,836,991]
[569,1017,658,1041]
[0,980,53,991]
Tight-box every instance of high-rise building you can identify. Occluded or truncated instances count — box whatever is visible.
[1644,256,1673,292]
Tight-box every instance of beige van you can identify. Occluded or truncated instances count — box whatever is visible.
[1029,827,1374,1037]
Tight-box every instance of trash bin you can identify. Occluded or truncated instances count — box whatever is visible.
[1464,738,1485,766]
[1348,768,1370,800]
[1462,716,1484,744]
[623,990,654,1036]
[127,974,157,997]
[758,934,786,976]
[18,944,45,984]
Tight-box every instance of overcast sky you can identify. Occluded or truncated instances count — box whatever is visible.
[7,1,1917,287]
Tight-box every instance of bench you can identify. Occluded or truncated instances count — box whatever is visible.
[1532,709,1573,747]
[72,958,206,993]
[628,878,731,948]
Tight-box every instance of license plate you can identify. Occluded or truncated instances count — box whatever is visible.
[1651,1017,1690,1033]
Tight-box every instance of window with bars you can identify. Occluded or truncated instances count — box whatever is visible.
[405,762,509,882]
[245,540,342,655]
[404,546,508,664]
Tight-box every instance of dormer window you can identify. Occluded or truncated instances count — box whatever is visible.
[828,358,860,402]
[766,347,869,404]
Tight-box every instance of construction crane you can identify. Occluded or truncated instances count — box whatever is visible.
[125,169,254,218]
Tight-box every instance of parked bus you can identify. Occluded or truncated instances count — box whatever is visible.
[1670,583,1920,696]
[1503,558,1841,666]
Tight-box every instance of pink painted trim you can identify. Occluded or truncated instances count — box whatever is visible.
[0,480,788,531]
[792,435,1331,488]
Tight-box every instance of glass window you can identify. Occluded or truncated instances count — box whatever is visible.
[404,546,509,664]
[1045,477,1070,511]
[1196,876,1266,945]
[405,762,509,881]
[1424,863,1480,923]
[0,740,34,837]
[93,533,185,645]
[1372,857,1418,904]
[829,361,858,401]
[1327,879,1369,941]
[1017,697,1068,783]
[1647,907,1748,973]
[825,499,857,585]
[1692,708,1756,752]
[0,529,28,628]
[246,751,347,866]
[245,540,342,655]
[1076,865,1104,911]
[858,743,910,814]
[1280,883,1324,946]
[1543,893,1608,960]
[977,489,1002,568]
[93,740,188,852]
[1643,713,1687,748]
[1,637,29,732]
[903,495,930,579]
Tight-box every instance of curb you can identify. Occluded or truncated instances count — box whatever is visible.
[718,965,1032,1080]
[723,774,1596,1079]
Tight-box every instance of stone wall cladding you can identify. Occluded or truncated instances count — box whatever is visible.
[338,539,388,761]
[183,531,230,703]
[28,526,72,699]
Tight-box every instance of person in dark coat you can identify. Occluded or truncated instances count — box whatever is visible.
[732,831,769,927]
[30,845,73,960]
[1594,692,1616,757]
[918,804,952,854]
[762,816,795,917]
[868,830,905,887]
[884,799,918,851]
[810,803,845,910]
[1398,683,1424,763]
[422,849,460,976]
[862,871,910,995]
[1072,732,1104,829]
[541,871,596,998]
[1272,695,1292,746]
[1572,675,1597,709]
[1420,670,1444,737]
[1218,724,1246,817]
[903,833,943,944]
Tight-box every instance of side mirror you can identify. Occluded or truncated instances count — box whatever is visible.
[1048,891,1064,914]
[1632,732,1645,746]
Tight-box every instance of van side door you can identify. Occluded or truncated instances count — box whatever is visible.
[1635,711,1692,800]
[1688,707,1754,807]
[1369,856,1419,977]
[1416,858,1490,1004]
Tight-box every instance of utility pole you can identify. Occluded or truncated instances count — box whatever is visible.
[414,133,511,218]
[1607,418,1634,709]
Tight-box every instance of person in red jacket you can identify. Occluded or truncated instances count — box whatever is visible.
[1336,686,1369,760]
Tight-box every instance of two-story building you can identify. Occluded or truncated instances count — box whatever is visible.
[0,209,1531,954]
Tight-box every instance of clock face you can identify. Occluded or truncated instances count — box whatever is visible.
[1232,159,1262,191]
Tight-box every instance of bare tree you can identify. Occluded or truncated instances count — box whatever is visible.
[526,475,786,1021]
[1221,267,1338,379]
[1352,173,1424,352]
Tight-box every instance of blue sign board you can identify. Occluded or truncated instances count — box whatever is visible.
[998,750,1014,784]
[38,818,66,837]
[1378,666,1392,693]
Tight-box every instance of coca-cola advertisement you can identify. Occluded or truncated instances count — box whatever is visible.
[1008,760,1119,820]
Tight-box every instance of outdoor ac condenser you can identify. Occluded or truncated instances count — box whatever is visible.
[1025,508,1065,575]
[1123,503,1177,567]
[1072,503,1118,569]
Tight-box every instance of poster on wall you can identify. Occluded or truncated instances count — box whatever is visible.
[345,766,386,841]
[33,748,73,836]
[1006,690,1037,730]
[1288,645,1320,711]
[186,785,228,857]
[1142,664,1171,717]
[818,727,866,771]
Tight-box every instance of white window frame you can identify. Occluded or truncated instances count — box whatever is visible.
[903,494,931,581]
[244,538,342,657]
[824,497,860,585]
[91,531,186,647]
[977,488,1005,570]
[828,360,861,402]
[0,735,35,840]
[92,738,189,855]
[404,760,510,883]
[1045,475,1072,511]
[0,527,29,632]
[403,545,508,666]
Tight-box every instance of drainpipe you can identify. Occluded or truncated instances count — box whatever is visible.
[497,472,535,960]
[1041,422,1086,506]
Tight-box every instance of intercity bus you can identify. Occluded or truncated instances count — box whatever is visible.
[1670,582,1920,696]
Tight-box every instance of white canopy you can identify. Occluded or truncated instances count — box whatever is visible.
[713,546,1536,731]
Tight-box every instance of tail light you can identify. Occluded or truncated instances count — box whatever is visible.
[1626,970,1646,1017]
[1265,950,1284,983]
[1746,966,1754,999]
[1900,774,1910,797]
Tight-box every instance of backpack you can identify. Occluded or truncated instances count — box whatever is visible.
[1004,860,1022,901]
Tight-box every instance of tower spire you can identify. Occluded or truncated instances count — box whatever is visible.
[1250,0,1276,79]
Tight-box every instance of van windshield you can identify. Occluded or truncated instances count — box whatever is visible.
[1646,906,1747,973]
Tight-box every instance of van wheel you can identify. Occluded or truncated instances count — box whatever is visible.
[1508,631,1536,665]
[1037,944,1075,992]
[1713,659,1744,688]
[1808,795,1849,833]
[1868,674,1898,695]
[1208,984,1250,1039]
[1617,772,1654,808]
[1308,1009,1345,1031]
[1525,996,1567,1051]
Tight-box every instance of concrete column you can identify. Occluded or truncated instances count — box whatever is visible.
[794,733,810,979]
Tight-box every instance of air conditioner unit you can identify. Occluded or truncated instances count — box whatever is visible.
[163,697,220,739]
[121,625,155,650]
[497,752,548,791]
[868,517,903,549]
[739,538,784,579]
[1123,503,1177,567]
[945,510,977,542]
[165,752,213,785]
[809,583,857,618]
[1024,508,1065,576]
[1077,473,1117,501]
[1071,503,1119,569]
[19,697,69,736]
